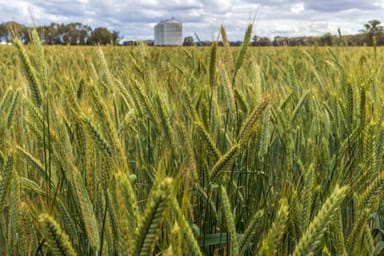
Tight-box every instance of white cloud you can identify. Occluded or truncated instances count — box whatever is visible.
[291,2,304,14]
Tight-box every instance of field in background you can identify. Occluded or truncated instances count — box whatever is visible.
[1,28,384,255]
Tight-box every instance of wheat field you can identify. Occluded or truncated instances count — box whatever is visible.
[0,27,384,255]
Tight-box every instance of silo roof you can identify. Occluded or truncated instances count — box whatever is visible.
[158,17,181,24]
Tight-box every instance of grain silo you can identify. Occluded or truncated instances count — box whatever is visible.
[154,18,182,46]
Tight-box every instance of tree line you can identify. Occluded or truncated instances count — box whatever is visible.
[0,21,119,45]
[1,19,383,47]
[183,20,384,47]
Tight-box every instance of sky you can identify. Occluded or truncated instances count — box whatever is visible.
[0,0,383,41]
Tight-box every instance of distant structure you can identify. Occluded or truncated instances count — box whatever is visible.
[154,18,182,46]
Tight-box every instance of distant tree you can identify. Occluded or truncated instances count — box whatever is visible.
[289,37,308,46]
[52,23,92,45]
[360,20,384,46]
[273,36,288,46]
[88,27,117,45]
[0,21,24,42]
[320,33,335,46]
[252,35,259,46]
[0,23,8,42]
[230,41,242,47]
[183,36,194,46]
[361,19,383,34]
[252,35,271,46]
[111,30,120,45]
[0,21,120,45]
[258,37,272,46]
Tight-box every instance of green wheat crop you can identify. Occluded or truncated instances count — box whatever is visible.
[0,26,383,255]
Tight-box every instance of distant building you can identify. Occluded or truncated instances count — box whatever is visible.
[122,40,154,46]
[154,18,182,46]
[0,41,11,45]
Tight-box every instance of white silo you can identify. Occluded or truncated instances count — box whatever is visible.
[154,18,182,46]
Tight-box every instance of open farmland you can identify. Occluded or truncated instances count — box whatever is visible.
[1,28,384,255]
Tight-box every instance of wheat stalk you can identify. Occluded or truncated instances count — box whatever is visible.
[70,167,100,251]
[172,198,202,256]
[221,186,239,256]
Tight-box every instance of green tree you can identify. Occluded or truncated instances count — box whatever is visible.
[252,35,271,46]
[252,35,260,46]
[362,19,383,34]
[88,27,118,45]
[258,37,272,46]
[183,36,194,46]
[361,20,384,46]
[0,21,24,42]
[320,33,335,46]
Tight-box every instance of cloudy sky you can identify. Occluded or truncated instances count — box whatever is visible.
[0,0,383,41]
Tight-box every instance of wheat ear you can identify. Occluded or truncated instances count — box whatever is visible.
[0,153,13,211]
[39,214,77,256]
[14,38,43,107]
[0,88,12,117]
[257,199,289,256]
[218,61,236,111]
[238,96,270,144]
[239,209,264,254]
[209,144,240,182]
[132,178,173,256]
[6,88,20,128]
[292,185,349,256]
[220,25,234,71]
[194,121,222,161]
[209,41,217,88]
[358,171,384,210]
[346,208,370,254]
[233,23,253,85]
[81,114,113,157]
[330,208,347,256]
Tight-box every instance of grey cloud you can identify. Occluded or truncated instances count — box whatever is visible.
[304,0,378,12]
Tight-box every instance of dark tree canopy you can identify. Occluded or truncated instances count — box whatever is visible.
[362,19,384,34]
[88,27,119,45]
[183,36,194,46]
[0,21,118,45]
